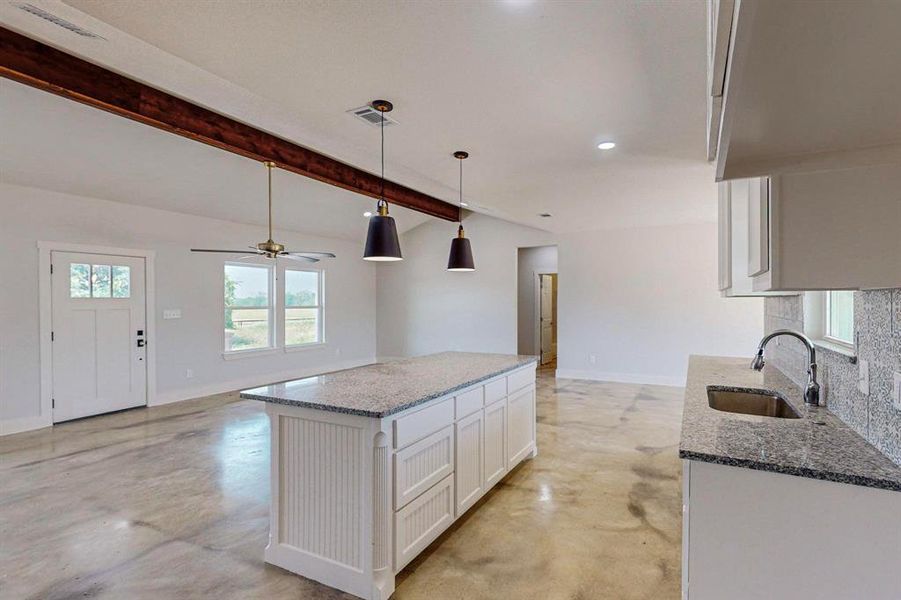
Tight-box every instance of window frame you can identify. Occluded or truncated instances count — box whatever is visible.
[223,261,276,356]
[824,290,855,348]
[803,290,855,355]
[283,268,325,349]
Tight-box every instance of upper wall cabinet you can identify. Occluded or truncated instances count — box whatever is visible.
[718,164,901,293]
[707,0,901,180]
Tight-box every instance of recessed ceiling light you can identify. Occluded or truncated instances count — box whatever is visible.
[597,141,616,150]
[539,213,552,218]
[363,211,373,217]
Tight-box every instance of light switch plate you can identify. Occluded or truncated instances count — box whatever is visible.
[893,372,901,411]
[163,309,182,320]
[858,359,869,395]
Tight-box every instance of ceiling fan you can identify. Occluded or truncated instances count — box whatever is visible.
[191,161,336,263]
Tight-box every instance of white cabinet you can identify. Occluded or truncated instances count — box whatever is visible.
[683,460,901,599]
[455,410,484,516]
[507,384,536,468]
[394,425,454,510]
[394,473,455,572]
[717,164,901,293]
[483,397,507,489]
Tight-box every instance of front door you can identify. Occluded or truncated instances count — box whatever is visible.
[539,273,557,365]
[51,251,147,422]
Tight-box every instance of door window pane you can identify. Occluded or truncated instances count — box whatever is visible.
[91,265,111,297]
[286,308,319,346]
[224,264,272,352]
[70,264,90,298]
[112,266,131,298]
[826,291,854,344]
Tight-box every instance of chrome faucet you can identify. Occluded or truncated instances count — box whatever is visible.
[750,329,821,406]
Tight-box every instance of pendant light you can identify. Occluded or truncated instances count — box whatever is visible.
[447,151,475,271]
[363,100,403,261]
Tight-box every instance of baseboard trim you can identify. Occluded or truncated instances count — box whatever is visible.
[1,358,376,436]
[0,414,53,437]
[555,368,685,388]
[151,357,376,406]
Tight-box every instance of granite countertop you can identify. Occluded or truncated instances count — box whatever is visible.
[240,351,538,418]
[680,355,901,492]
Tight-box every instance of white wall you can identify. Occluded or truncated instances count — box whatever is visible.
[517,246,558,355]
[556,222,762,386]
[376,213,555,358]
[0,183,377,433]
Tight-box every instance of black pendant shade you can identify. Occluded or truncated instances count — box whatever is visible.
[363,99,404,262]
[447,225,475,271]
[447,150,475,271]
[363,202,402,261]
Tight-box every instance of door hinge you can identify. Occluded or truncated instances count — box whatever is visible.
[50,264,54,274]
[51,331,55,341]
[52,398,55,409]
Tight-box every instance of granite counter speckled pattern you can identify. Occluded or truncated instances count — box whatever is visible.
[240,352,537,418]
[680,355,901,492]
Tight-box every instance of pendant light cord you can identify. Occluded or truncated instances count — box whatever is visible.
[379,109,386,207]
[459,157,463,224]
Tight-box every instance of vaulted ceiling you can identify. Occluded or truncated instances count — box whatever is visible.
[1,0,716,235]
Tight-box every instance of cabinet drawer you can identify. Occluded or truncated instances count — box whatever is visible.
[394,425,454,510]
[455,387,483,419]
[507,365,536,395]
[484,378,506,404]
[394,397,454,449]
[394,473,455,572]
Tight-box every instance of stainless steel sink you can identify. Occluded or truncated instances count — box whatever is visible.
[706,386,801,419]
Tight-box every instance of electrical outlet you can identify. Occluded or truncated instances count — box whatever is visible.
[858,359,869,396]
[589,354,596,365]
[185,368,194,379]
[163,309,182,320]
[893,372,901,411]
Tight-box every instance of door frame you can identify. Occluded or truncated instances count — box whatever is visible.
[38,241,157,428]
[533,271,557,363]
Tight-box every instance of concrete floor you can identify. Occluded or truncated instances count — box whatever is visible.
[0,367,684,599]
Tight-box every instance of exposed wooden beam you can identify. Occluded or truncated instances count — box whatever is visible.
[0,27,459,222]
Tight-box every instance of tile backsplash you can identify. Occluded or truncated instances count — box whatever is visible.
[764,289,901,465]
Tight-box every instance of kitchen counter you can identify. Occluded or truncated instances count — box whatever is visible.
[240,351,538,417]
[679,355,901,492]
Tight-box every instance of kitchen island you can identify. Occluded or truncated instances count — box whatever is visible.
[241,352,538,600]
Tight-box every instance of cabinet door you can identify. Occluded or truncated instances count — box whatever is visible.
[455,410,484,516]
[747,177,770,277]
[507,385,535,468]
[484,398,507,488]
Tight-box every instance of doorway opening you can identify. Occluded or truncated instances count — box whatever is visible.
[516,245,558,370]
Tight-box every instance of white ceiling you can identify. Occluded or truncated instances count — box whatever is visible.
[0,79,430,241]
[1,0,718,234]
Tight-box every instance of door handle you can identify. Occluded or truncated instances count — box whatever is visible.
[137,339,145,348]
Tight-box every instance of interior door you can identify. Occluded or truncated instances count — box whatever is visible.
[51,251,147,422]
[539,274,557,365]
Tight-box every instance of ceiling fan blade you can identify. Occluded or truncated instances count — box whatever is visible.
[191,248,264,254]
[285,251,337,258]
[279,254,320,263]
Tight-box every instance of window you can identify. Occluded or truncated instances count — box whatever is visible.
[825,290,854,346]
[285,269,323,346]
[224,263,273,352]
[70,263,131,298]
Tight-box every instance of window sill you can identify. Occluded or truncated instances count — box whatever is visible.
[222,347,279,361]
[284,342,327,354]
[812,338,857,361]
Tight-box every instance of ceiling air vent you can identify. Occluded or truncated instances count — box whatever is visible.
[347,104,398,127]
[12,3,106,40]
